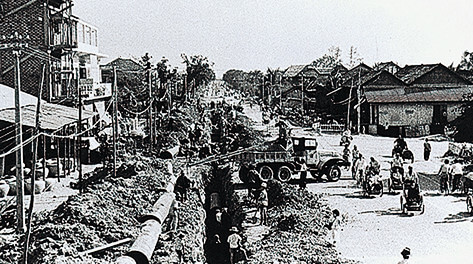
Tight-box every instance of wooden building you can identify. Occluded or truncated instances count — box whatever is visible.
[365,63,473,137]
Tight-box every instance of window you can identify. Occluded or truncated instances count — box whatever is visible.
[293,139,299,145]
[306,140,317,147]
[79,68,87,79]
[371,105,379,125]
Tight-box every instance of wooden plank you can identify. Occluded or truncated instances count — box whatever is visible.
[79,238,133,256]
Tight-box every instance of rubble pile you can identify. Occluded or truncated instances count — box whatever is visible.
[246,186,358,264]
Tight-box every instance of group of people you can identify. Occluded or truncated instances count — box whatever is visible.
[438,158,464,194]
[344,144,382,188]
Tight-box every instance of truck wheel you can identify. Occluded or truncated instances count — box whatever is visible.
[327,165,341,182]
[278,166,292,182]
[259,166,273,181]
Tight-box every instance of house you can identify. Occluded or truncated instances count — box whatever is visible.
[281,64,319,112]
[0,0,109,103]
[365,63,473,137]
[100,57,144,83]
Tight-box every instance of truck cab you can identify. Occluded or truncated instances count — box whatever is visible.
[291,136,319,166]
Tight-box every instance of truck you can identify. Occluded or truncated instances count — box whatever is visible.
[237,135,349,182]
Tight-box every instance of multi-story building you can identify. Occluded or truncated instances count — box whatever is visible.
[0,0,109,104]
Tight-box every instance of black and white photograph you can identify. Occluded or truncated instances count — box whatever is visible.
[0,0,473,263]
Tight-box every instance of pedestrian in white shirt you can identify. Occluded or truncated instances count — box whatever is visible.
[450,159,463,192]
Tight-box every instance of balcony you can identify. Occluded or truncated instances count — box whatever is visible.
[50,17,78,52]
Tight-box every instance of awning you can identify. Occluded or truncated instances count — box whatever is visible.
[0,103,96,131]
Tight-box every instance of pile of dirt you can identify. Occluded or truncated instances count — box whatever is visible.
[0,155,175,264]
[245,185,358,264]
[152,165,210,263]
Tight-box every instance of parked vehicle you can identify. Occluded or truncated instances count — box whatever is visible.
[237,135,348,182]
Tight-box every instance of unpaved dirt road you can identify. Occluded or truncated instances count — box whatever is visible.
[309,134,473,264]
[241,102,473,263]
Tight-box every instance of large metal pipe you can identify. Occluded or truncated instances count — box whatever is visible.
[116,192,175,264]
[116,161,176,264]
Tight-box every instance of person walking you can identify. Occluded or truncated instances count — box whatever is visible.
[438,159,451,194]
[450,159,463,192]
[327,209,341,247]
[398,247,411,264]
[257,182,268,225]
[299,159,308,189]
[423,138,431,161]
[227,227,248,264]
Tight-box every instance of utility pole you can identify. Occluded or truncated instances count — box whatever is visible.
[279,75,282,112]
[357,67,362,133]
[301,74,304,115]
[148,70,153,152]
[347,78,354,130]
[0,32,30,233]
[77,68,83,194]
[113,66,118,178]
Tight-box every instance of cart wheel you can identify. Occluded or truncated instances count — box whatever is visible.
[467,195,473,214]
[277,166,292,182]
[327,165,341,182]
[421,204,425,215]
[259,166,273,181]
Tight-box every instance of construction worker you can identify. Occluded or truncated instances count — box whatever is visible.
[228,227,248,264]
[258,182,268,225]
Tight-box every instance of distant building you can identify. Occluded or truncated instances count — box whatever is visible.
[100,57,144,83]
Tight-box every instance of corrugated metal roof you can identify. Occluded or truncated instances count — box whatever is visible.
[0,103,96,131]
[0,84,39,110]
[365,87,473,103]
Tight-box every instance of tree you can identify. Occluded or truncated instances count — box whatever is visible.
[453,93,473,142]
[312,46,342,68]
[156,57,170,85]
[458,50,473,71]
[181,54,216,87]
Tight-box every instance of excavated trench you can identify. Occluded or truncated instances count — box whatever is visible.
[203,163,242,264]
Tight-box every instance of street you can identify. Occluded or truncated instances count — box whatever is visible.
[243,104,473,264]
[309,134,473,264]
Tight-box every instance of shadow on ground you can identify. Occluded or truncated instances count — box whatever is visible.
[434,211,473,224]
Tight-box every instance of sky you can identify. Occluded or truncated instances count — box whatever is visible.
[74,0,473,77]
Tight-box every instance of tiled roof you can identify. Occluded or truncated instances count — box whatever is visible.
[101,57,143,71]
[284,65,306,78]
[394,64,438,84]
[365,86,473,103]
